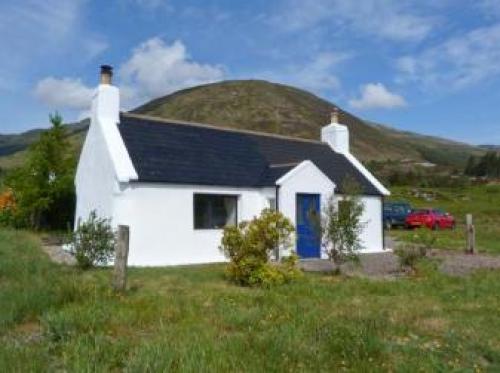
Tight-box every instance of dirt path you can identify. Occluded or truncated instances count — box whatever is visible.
[40,236,76,265]
[429,250,500,276]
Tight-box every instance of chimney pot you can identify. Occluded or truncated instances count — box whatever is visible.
[331,107,339,124]
[100,65,113,85]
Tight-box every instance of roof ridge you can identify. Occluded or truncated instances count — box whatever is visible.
[122,112,327,145]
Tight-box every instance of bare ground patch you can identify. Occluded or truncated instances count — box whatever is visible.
[300,250,500,278]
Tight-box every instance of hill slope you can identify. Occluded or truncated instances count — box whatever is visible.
[0,80,485,173]
[134,80,483,165]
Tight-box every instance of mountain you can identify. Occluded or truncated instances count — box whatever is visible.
[0,80,486,173]
[133,80,484,165]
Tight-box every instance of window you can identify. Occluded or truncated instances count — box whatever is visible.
[194,194,238,229]
[394,206,406,214]
[268,198,276,210]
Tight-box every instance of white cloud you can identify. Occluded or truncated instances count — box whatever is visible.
[119,38,225,103]
[82,38,109,61]
[479,0,500,18]
[396,23,500,91]
[33,38,225,110]
[273,0,435,42]
[34,77,93,110]
[0,0,107,94]
[258,51,349,94]
[0,1,82,57]
[349,83,407,109]
[130,0,169,10]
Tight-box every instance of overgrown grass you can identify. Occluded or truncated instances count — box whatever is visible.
[1,228,500,371]
[389,184,500,254]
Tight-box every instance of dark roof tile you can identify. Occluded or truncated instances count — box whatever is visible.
[118,113,382,195]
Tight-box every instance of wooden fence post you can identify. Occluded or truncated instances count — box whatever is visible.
[465,214,475,255]
[113,225,130,292]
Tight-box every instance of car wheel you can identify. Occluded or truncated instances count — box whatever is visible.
[432,223,438,231]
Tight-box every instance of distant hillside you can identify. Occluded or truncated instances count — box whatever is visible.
[479,145,500,151]
[0,80,487,172]
[0,121,88,171]
[134,80,484,165]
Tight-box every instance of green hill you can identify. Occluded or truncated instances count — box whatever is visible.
[134,80,484,165]
[0,80,486,173]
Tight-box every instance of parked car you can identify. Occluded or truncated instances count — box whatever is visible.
[383,201,412,229]
[405,209,456,230]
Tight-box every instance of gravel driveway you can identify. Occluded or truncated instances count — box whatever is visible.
[299,250,500,278]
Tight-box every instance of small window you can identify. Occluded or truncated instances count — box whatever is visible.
[194,194,238,229]
[268,198,276,210]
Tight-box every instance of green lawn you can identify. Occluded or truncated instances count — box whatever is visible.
[1,228,500,371]
[389,184,500,254]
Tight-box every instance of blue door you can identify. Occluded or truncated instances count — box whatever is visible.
[296,194,321,258]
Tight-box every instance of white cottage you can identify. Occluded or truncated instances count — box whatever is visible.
[75,66,390,266]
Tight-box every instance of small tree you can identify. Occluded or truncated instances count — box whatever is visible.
[322,175,366,265]
[6,113,76,230]
[71,211,116,270]
[220,209,300,287]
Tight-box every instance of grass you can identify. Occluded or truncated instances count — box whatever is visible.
[1,228,500,371]
[389,184,500,254]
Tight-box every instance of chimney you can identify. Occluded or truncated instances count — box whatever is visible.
[321,107,349,153]
[100,65,113,85]
[91,65,120,124]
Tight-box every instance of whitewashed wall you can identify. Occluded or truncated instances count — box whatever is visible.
[277,161,336,259]
[358,196,384,252]
[75,121,118,226]
[334,195,384,253]
[114,183,272,266]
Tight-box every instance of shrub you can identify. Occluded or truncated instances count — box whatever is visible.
[322,176,366,265]
[70,211,115,270]
[407,230,437,254]
[394,245,427,271]
[220,209,300,287]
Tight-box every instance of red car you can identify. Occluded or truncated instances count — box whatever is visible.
[405,209,456,230]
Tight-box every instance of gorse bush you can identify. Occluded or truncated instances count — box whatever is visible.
[71,211,115,269]
[220,209,301,287]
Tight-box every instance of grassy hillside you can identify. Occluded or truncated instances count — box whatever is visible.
[0,121,88,174]
[0,80,485,172]
[1,228,500,371]
[134,80,484,164]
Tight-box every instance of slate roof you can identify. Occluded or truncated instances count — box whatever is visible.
[118,113,382,195]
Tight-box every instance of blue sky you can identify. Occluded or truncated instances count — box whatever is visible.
[1,0,499,144]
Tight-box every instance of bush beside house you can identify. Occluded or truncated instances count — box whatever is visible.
[70,211,116,270]
[220,209,301,287]
[322,176,366,265]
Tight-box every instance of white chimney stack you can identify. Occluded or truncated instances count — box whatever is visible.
[321,107,349,153]
[91,65,120,124]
